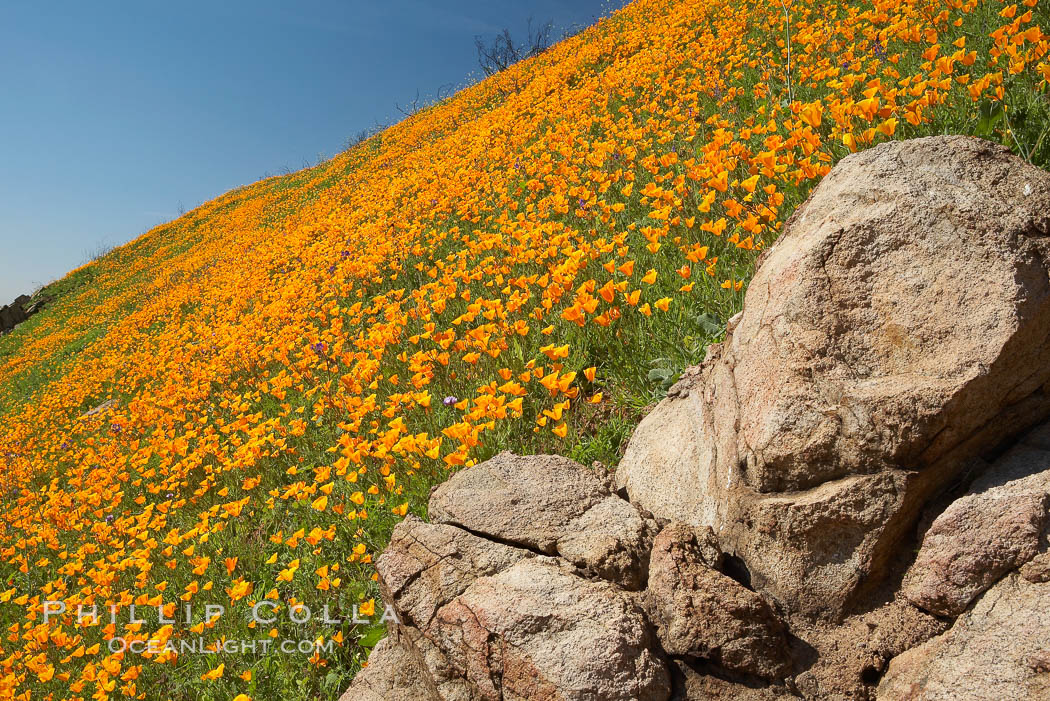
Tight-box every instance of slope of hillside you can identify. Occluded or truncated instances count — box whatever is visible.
[0,0,1047,698]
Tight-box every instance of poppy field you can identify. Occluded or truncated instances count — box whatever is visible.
[0,0,1047,698]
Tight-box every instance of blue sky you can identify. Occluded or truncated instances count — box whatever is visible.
[0,0,623,304]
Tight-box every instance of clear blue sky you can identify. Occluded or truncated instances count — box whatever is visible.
[0,0,624,305]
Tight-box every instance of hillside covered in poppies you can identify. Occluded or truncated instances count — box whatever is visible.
[0,0,1048,698]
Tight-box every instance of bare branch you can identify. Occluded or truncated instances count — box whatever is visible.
[395,88,423,117]
[475,17,553,77]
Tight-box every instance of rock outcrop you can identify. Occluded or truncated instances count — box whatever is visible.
[616,134,1050,618]
[346,457,672,701]
[0,293,47,334]
[341,136,1050,700]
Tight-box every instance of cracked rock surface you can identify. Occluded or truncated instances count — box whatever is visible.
[429,558,670,701]
[364,455,673,701]
[430,451,658,589]
[881,574,1050,700]
[376,516,534,629]
[645,523,790,679]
